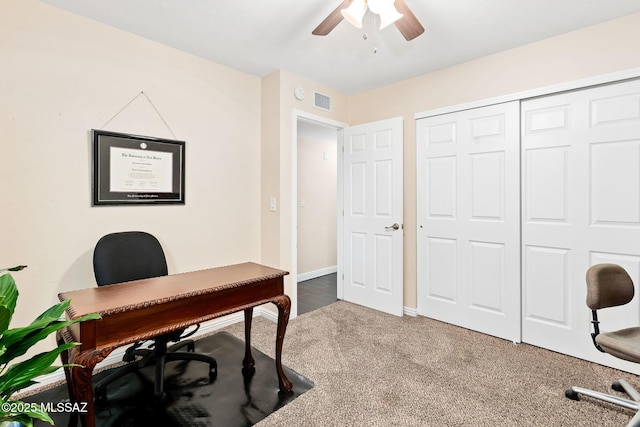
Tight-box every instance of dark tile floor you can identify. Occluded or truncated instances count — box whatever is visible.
[297,273,338,315]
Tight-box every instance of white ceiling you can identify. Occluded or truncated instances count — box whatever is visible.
[39,0,640,95]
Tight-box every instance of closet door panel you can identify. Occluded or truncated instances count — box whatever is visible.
[417,101,520,342]
[521,79,640,374]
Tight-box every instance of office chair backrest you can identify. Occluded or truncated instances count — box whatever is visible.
[93,231,168,286]
[586,263,634,310]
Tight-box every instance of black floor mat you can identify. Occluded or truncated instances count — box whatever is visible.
[24,332,313,426]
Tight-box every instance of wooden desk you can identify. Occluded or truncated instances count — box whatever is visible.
[57,262,291,427]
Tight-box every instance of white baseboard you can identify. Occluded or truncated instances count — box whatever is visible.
[260,307,279,323]
[297,265,337,282]
[21,307,276,396]
[403,306,418,317]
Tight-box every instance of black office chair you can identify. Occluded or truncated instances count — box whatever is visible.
[565,263,640,426]
[92,231,217,402]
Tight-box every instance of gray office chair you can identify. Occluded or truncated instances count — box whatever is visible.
[565,263,640,427]
[92,231,217,402]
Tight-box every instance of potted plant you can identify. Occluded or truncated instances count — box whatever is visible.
[0,266,100,427]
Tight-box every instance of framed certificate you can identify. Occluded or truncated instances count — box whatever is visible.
[92,130,185,205]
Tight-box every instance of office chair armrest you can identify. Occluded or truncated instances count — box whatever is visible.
[123,342,146,362]
[178,324,200,340]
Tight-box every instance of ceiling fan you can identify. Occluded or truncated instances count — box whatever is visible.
[312,0,425,41]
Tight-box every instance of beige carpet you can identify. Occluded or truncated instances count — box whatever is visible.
[222,301,638,426]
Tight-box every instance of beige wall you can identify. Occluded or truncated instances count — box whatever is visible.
[349,12,640,309]
[260,70,349,314]
[260,72,282,269]
[4,0,640,360]
[1,0,262,355]
[297,123,338,275]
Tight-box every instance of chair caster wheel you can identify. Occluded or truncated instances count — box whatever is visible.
[612,381,625,393]
[187,342,195,352]
[209,361,218,382]
[565,389,580,401]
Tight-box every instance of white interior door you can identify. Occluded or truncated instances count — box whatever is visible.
[343,117,403,316]
[521,79,640,373]
[417,101,521,342]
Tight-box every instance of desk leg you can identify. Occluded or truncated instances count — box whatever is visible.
[58,329,110,427]
[242,307,255,374]
[273,294,293,393]
[69,352,101,427]
[57,332,78,427]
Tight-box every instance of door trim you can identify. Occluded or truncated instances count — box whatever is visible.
[292,110,347,315]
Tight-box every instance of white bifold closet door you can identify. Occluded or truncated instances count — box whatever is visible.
[521,79,640,373]
[417,101,521,342]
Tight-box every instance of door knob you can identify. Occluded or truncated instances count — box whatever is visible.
[385,223,400,230]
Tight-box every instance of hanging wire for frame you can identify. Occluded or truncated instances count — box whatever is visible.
[99,91,177,138]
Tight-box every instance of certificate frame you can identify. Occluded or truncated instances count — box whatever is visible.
[92,129,185,206]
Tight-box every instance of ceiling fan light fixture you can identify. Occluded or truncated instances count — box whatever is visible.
[367,0,403,28]
[378,7,403,30]
[366,0,391,14]
[341,0,367,28]
[312,0,424,41]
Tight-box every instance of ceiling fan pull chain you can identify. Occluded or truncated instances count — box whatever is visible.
[372,12,379,53]
[362,8,370,40]
[360,10,378,53]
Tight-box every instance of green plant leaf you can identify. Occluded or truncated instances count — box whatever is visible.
[4,303,72,343]
[1,413,35,427]
[0,307,100,365]
[0,273,18,333]
[23,404,54,425]
[32,298,71,323]
[0,265,100,425]
[0,266,28,273]
[0,342,78,400]
[0,398,53,425]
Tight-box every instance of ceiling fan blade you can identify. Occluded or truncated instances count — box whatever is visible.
[312,0,351,36]
[394,0,425,41]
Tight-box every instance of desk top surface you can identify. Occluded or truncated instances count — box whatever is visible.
[59,262,288,319]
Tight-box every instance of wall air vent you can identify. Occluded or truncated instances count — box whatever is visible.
[314,91,332,112]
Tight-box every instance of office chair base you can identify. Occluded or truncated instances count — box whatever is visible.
[566,379,640,427]
[95,351,217,405]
